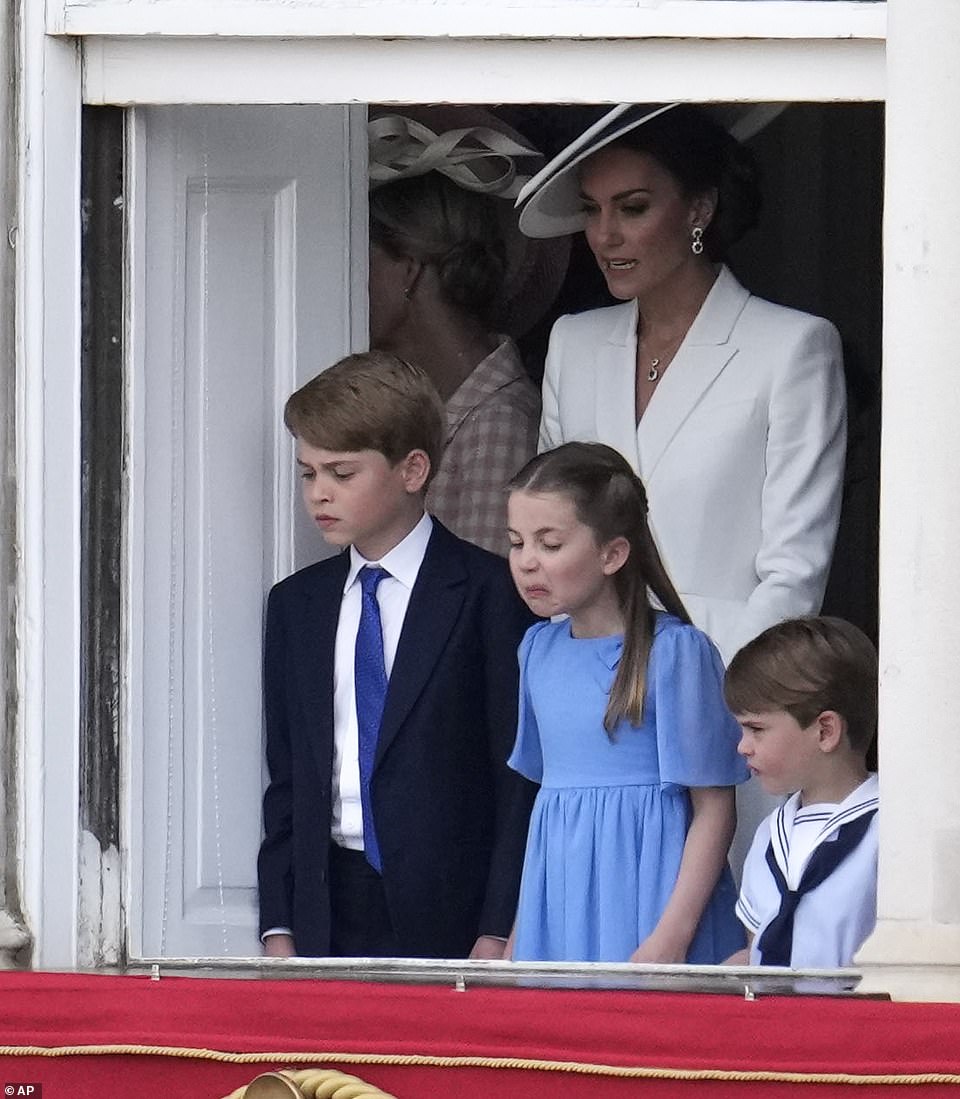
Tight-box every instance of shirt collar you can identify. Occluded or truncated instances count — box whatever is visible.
[772,773,879,881]
[345,512,433,593]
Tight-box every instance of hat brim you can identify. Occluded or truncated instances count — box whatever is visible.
[516,102,786,239]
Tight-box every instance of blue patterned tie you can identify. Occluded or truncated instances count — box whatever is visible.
[355,565,390,872]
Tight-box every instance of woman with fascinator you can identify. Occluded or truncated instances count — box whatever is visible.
[368,111,566,555]
[518,104,846,670]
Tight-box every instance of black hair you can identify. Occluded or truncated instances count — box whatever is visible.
[612,105,762,260]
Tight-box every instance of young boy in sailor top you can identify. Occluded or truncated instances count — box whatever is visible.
[723,616,878,969]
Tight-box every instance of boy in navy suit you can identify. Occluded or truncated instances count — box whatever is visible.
[258,350,536,958]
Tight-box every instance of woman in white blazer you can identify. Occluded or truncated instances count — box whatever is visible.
[518,105,846,873]
[520,104,846,668]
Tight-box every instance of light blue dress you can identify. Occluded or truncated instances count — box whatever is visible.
[508,613,748,963]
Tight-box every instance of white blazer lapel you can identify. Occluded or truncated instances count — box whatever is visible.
[638,266,751,482]
[593,301,643,473]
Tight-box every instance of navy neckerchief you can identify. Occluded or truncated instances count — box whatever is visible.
[757,806,877,967]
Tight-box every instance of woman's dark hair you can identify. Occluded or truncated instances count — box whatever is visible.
[509,442,691,733]
[612,105,762,260]
[369,173,507,325]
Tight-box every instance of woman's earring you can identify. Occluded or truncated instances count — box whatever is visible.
[402,286,412,300]
[691,226,704,256]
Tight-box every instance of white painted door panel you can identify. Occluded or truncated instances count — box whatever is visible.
[129,105,366,958]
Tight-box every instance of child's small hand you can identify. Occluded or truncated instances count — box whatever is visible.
[723,947,750,966]
[263,933,296,958]
[469,935,509,960]
[629,933,688,965]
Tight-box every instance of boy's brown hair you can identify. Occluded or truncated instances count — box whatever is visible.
[724,616,878,754]
[284,351,446,485]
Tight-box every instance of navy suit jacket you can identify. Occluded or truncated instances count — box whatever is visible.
[257,520,537,958]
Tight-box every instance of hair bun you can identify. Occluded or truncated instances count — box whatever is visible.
[437,238,506,319]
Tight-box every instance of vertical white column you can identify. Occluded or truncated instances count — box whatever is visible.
[858,0,960,990]
[0,0,18,936]
[17,12,83,966]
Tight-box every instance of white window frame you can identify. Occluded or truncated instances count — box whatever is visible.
[19,4,884,968]
[51,0,885,42]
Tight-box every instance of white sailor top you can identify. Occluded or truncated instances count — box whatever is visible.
[736,774,879,968]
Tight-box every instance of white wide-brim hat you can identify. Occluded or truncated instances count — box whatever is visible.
[515,102,785,239]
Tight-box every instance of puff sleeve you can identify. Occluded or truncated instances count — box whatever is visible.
[650,620,748,790]
[507,621,550,783]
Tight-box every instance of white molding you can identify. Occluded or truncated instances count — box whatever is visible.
[18,16,83,967]
[54,1,887,41]
[82,36,885,106]
[122,108,148,961]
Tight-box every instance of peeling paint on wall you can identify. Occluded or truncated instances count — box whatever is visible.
[78,832,122,968]
[0,910,30,969]
[77,107,125,966]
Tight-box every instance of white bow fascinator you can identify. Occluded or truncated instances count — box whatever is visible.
[369,114,541,200]
[367,106,571,337]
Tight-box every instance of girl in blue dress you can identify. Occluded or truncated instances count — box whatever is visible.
[505,442,747,963]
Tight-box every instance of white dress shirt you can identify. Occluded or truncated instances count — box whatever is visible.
[330,512,433,848]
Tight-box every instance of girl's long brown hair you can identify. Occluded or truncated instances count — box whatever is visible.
[509,442,690,733]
